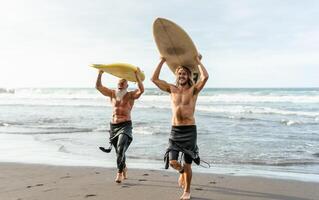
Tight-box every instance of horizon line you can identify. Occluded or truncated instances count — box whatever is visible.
[3,87,319,89]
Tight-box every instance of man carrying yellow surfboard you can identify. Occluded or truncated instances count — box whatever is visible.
[151,55,209,200]
[95,68,144,183]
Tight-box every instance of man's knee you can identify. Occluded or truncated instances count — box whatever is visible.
[116,147,125,159]
[169,160,179,169]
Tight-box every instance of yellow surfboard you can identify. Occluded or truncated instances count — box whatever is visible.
[91,63,145,82]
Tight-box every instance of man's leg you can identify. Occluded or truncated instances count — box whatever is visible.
[115,134,131,182]
[181,163,192,200]
[170,160,185,188]
[111,136,123,183]
[110,136,122,183]
[180,154,192,200]
[169,150,186,189]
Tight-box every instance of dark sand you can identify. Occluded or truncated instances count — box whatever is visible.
[0,163,318,200]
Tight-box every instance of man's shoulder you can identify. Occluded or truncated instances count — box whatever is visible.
[127,90,136,95]
[169,84,178,91]
[126,91,137,99]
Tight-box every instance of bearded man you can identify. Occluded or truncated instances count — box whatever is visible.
[96,69,144,183]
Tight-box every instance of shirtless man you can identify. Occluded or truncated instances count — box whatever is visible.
[96,69,144,183]
[151,55,209,200]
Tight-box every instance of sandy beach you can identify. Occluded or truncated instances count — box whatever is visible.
[0,163,318,200]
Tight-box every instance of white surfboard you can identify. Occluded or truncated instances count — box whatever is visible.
[153,18,200,83]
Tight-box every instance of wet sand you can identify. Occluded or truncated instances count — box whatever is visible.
[0,163,318,200]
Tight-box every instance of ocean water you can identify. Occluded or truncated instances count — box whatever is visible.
[0,87,319,182]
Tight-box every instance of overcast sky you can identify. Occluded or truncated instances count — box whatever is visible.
[0,0,318,88]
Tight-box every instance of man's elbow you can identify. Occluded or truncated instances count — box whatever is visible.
[95,84,102,90]
[202,74,209,82]
[151,76,159,83]
[139,87,145,94]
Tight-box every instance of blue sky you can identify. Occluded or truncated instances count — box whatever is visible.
[0,0,318,88]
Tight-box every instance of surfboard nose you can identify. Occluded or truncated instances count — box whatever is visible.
[154,17,164,22]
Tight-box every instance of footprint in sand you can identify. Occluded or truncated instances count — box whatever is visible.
[195,187,203,191]
[60,175,71,179]
[85,194,97,198]
[26,183,44,188]
[138,179,147,182]
[43,188,56,192]
[209,181,216,184]
[142,173,149,176]
[121,185,130,188]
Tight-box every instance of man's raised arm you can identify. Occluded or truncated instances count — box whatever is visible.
[194,55,209,94]
[95,70,114,97]
[151,58,171,93]
[131,68,145,99]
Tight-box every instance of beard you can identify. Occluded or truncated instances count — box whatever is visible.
[178,78,188,86]
[115,88,127,101]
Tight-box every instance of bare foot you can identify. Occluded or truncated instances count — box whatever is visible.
[180,191,191,200]
[123,167,128,179]
[115,173,123,183]
[178,174,185,188]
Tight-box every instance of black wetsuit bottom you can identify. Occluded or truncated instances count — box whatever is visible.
[164,125,200,168]
[110,121,132,173]
[169,149,193,164]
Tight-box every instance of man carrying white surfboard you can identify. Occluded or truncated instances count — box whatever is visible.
[151,55,209,200]
[96,68,144,183]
